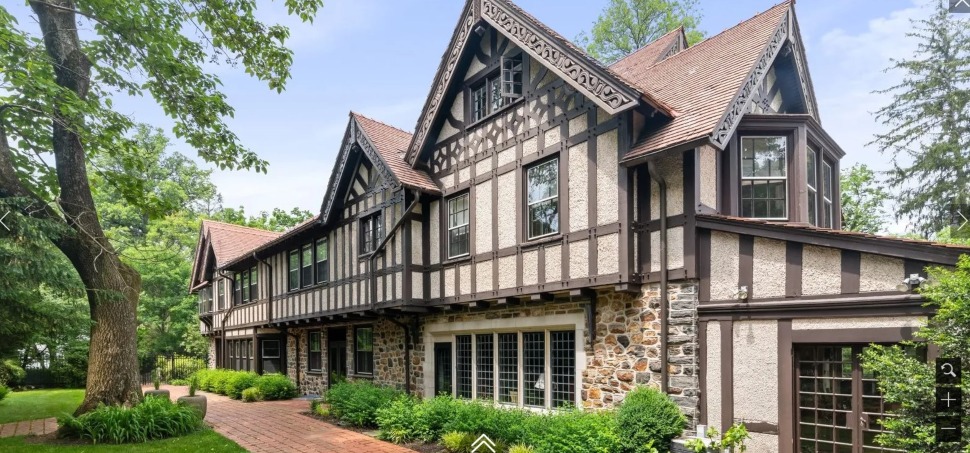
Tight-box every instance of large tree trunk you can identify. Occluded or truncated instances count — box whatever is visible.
[28,0,143,414]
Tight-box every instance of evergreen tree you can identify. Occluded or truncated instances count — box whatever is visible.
[871,3,970,236]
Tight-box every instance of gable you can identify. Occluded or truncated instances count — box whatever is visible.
[747,21,817,117]
[344,152,383,204]
[405,0,653,165]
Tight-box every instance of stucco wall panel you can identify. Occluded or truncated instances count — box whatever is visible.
[699,145,717,208]
[498,255,517,289]
[522,250,539,286]
[596,130,619,225]
[710,232,740,301]
[801,245,841,295]
[596,233,619,276]
[476,181,493,253]
[497,172,517,249]
[459,264,471,295]
[706,321,722,432]
[476,260,493,293]
[753,237,786,298]
[458,166,471,185]
[430,201,440,265]
[860,254,904,292]
[498,146,515,167]
[650,155,685,217]
[569,239,590,280]
[475,158,491,177]
[569,113,587,137]
[545,245,562,282]
[430,272,440,299]
[544,126,561,147]
[733,320,778,424]
[568,142,589,232]
[410,221,422,265]
[522,137,538,158]
[793,316,925,330]
[746,434,779,453]
[650,226,685,271]
[444,267,456,298]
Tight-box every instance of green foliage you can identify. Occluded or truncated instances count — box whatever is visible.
[188,376,198,397]
[210,207,314,233]
[153,371,161,390]
[241,387,262,403]
[528,409,622,453]
[50,341,89,388]
[509,445,536,453]
[325,380,404,427]
[0,360,26,387]
[840,164,890,234]
[58,395,203,444]
[616,386,687,453]
[0,385,9,402]
[862,256,970,451]
[376,396,421,443]
[170,378,190,386]
[225,371,258,400]
[254,373,297,400]
[870,2,970,235]
[685,424,750,453]
[441,431,473,453]
[577,0,704,64]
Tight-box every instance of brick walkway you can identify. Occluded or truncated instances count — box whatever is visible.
[159,385,416,453]
[0,417,58,438]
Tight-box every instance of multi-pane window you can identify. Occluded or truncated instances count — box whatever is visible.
[441,330,576,409]
[288,250,300,291]
[360,213,383,255]
[456,335,473,399]
[261,339,280,359]
[470,53,523,123]
[498,333,519,404]
[217,279,226,310]
[526,159,560,239]
[522,332,545,407]
[741,136,788,219]
[447,193,470,258]
[354,326,374,375]
[807,147,818,226]
[550,331,576,408]
[308,331,322,372]
[248,266,258,301]
[315,239,329,283]
[227,339,253,371]
[476,334,494,400]
[822,161,834,229]
[233,273,242,305]
[240,269,250,303]
[301,244,313,288]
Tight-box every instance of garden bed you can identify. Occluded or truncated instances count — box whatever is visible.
[301,409,445,453]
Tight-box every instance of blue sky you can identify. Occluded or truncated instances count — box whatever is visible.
[13,0,933,226]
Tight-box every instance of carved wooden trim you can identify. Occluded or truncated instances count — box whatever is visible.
[480,0,639,116]
[710,9,790,149]
[786,10,819,122]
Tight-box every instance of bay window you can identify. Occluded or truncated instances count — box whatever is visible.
[741,136,788,219]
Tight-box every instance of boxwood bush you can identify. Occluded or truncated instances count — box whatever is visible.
[225,371,258,399]
[616,386,686,453]
[326,380,403,427]
[255,373,298,400]
[191,369,297,401]
[58,395,203,444]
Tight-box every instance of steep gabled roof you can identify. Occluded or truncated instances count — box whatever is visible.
[320,112,439,225]
[404,0,673,165]
[218,214,322,270]
[610,26,688,73]
[189,220,281,291]
[616,1,793,163]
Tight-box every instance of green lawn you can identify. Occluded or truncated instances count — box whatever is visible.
[0,389,85,424]
[0,429,246,452]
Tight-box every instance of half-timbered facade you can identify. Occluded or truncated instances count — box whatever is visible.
[190,1,970,451]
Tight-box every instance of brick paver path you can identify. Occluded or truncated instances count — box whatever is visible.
[158,385,415,453]
[0,417,58,438]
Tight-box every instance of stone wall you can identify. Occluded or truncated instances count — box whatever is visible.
[285,327,327,396]
[207,337,217,369]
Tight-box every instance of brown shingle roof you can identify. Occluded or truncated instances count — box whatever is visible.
[616,1,791,161]
[352,112,439,193]
[610,27,686,74]
[202,220,281,268]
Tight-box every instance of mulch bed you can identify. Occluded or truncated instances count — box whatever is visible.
[300,411,445,453]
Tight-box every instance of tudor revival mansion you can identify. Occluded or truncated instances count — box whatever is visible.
[189,1,967,451]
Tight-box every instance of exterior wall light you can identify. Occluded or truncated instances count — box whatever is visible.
[736,285,749,301]
[896,274,927,293]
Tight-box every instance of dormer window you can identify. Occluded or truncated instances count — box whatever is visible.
[470,53,523,123]
[740,136,788,220]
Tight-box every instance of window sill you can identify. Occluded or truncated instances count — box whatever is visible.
[306,370,324,375]
[520,233,562,249]
[442,254,472,266]
[285,282,330,296]
[348,373,374,380]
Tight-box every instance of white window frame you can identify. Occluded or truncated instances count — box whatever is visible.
[807,146,818,226]
[822,160,834,228]
[740,135,789,221]
[446,193,470,259]
[526,158,560,240]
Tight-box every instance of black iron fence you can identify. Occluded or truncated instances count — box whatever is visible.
[139,353,208,385]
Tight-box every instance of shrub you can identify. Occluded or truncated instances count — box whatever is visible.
[441,431,473,453]
[441,400,533,445]
[616,386,686,453]
[376,396,420,443]
[169,378,190,386]
[528,409,622,453]
[208,369,234,395]
[0,384,9,401]
[226,371,258,399]
[326,380,403,427]
[412,395,464,442]
[509,445,536,453]
[58,395,203,444]
[241,387,263,402]
[255,373,297,400]
[50,342,88,388]
[0,360,26,387]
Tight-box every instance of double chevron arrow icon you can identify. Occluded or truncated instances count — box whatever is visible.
[471,434,496,453]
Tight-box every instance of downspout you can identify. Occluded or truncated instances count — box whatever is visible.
[386,316,417,395]
[647,160,669,394]
[368,189,420,308]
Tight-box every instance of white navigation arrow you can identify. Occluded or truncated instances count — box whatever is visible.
[471,434,496,453]
[0,211,9,231]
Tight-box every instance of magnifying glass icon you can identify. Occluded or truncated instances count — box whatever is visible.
[941,362,958,378]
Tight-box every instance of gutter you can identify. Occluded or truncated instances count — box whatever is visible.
[646,160,669,394]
